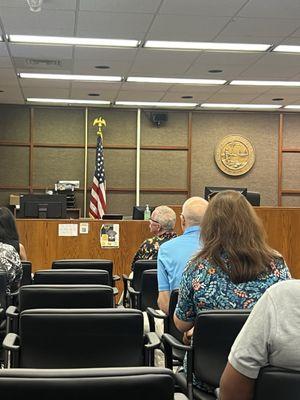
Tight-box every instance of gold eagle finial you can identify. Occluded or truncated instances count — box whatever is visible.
[93,117,107,138]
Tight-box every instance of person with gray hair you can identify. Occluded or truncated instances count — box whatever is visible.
[157,196,208,314]
[131,205,177,270]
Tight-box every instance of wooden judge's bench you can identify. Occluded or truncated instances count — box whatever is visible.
[16,207,300,295]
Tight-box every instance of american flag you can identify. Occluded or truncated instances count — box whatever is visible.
[89,135,106,219]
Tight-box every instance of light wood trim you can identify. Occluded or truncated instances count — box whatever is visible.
[282,189,300,194]
[187,111,192,197]
[278,113,284,206]
[0,142,30,147]
[282,148,300,153]
[29,108,34,193]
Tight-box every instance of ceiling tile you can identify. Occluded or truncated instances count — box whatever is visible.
[79,0,161,13]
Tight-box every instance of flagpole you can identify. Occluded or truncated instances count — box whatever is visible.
[83,107,88,218]
[136,108,141,206]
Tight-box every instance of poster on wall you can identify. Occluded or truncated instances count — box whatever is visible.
[100,224,119,248]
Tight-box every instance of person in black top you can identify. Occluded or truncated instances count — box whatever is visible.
[0,206,27,261]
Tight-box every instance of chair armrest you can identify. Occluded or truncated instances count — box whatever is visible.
[6,305,18,318]
[128,285,140,309]
[162,333,191,370]
[122,274,133,283]
[147,307,167,319]
[8,290,19,306]
[145,331,161,350]
[113,274,120,282]
[174,394,189,400]
[2,332,20,351]
[162,333,191,352]
[144,332,161,366]
[122,273,133,307]
[146,307,167,332]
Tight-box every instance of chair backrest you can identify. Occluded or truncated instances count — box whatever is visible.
[16,308,145,368]
[19,284,114,310]
[193,309,250,388]
[132,260,157,291]
[20,261,32,286]
[52,259,114,285]
[0,367,176,400]
[140,269,158,311]
[246,191,260,206]
[165,289,183,343]
[33,269,110,285]
[254,366,300,400]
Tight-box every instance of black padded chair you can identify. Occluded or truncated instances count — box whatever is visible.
[3,308,160,368]
[162,309,251,400]
[20,261,32,286]
[147,289,184,366]
[128,269,158,311]
[6,284,115,334]
[52,259,119,287]
[254,366,300,400]
[123,259,157,307]
[0,271,8,361]
[0,367,188,400]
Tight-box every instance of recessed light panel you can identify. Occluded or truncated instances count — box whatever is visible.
[19,73,122,82]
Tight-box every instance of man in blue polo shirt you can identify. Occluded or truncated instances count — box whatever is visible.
[157,196,208,314]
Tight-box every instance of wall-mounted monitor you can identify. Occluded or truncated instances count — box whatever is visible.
[18,194,67,219]
[204,186,247,201]
[132,205,156,220]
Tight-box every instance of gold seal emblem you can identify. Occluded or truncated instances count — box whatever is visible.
[215,135,255,176]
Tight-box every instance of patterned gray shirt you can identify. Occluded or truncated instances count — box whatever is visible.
[0,242,22,294]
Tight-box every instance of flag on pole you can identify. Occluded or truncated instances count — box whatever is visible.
[89,120,107,219]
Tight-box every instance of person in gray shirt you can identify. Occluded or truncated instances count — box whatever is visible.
[219,279,300,400]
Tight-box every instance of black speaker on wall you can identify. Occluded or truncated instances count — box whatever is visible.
[150,112,168,127]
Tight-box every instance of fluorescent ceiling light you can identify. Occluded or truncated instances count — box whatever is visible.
[144,40,270,52]
[19,73,122,82]
[127,77,226,85]
[115,101,197,108]
[230,80,300,87]
[283,105,300,109]
[201,103,281,110]
[8,34,139,47]
[27,98,111,105]
[272,45,300,53]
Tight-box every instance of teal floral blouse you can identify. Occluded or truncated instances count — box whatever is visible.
[175,253,291,392]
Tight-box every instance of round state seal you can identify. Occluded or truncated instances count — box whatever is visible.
[215,135,255,176]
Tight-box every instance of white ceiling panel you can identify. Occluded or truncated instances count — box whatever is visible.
[117,90,166,101]
[128,49,199,76]
[238,0,300,19]
[0,56,13,68]
[70,81,123,91]
[20,79,70,89]
[0,8,76,36]
[0,68,18,85]
[146,15,231,41]
[206,92,262,103]
[74,47,137,61]
[0,43,9,57]
[73,60,132,75]
[76,11,153,39]
[159,0,248,17]
[121,82,173,91]
[218,17,300,40]
[79,0,161,13]
[9,44,73,59]
[0,1,76,10]
[167,85,226,95]
[22,87,70,98]
[70,87,119,101]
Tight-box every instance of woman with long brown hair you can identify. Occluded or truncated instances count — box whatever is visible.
[174,190,291,392]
